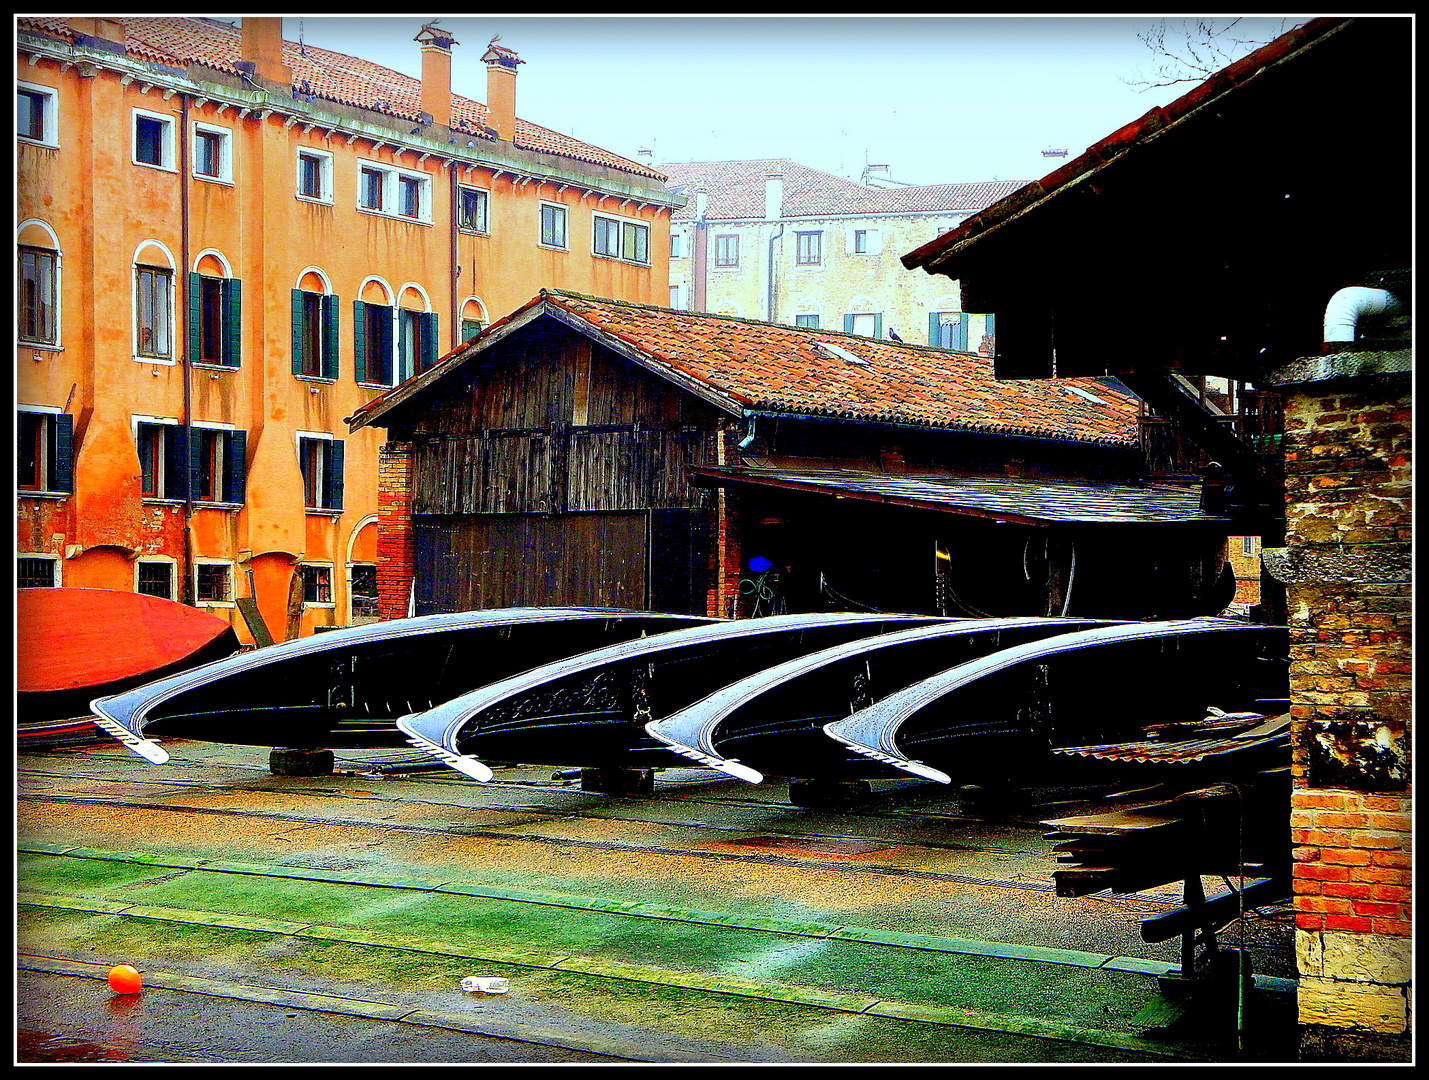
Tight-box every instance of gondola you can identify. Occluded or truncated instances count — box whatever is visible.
[19,588,241,730]
[646,617,1128,783]
[398,612,955,780]
[90,608,719,764]
[824,619,1289,784]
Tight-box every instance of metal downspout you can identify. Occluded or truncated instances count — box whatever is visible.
[449,163,461,349]
[179,93,195,604]
[766,223,785,323]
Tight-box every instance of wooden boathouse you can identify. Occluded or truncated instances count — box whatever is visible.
[349,290,1249,622]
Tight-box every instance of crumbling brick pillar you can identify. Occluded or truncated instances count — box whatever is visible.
[1262,363,1411,1061]
[376,440,416,621]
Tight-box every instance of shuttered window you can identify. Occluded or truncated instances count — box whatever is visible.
[135,421,246,504]
[398,309,439,380]
[299,436,344,511]
[17,410,73,495]
[189,273,241,367]
[929,311,968,351]
[354,300,395,385]
[292,289,339,379]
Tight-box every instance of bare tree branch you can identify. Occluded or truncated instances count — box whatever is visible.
[1122,18,1293,91]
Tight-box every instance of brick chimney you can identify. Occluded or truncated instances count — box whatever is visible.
[481,38,523,142]
[241,17,291,86]
[415,21,457,128]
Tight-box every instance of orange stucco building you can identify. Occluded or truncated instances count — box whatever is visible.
[17,17,678,642]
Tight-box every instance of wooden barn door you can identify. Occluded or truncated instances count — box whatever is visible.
[413,512,648,615]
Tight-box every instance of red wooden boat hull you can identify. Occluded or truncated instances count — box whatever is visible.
[17,588,240,723]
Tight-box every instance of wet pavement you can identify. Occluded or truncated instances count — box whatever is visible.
[17,738,1298,1064]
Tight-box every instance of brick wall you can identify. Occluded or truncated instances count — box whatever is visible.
[1266,373,1411,1055]
[375,440,415,620]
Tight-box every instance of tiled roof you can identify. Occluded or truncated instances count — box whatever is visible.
[662,159,1025,221]
[903,17,1345,274]
[17,17,665,181]
[352,290,1140,447]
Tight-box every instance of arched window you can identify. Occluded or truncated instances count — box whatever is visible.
[460,297,488,342]
[133,240,177,362]
[291,268,338,380]
[190,250,241,367]
[354,278,395,387]
[396,284,438,380]
[18,220,61,347]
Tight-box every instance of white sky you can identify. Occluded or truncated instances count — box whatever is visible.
[263,14,1307,185]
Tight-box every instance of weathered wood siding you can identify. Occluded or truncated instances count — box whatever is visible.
[403,319,727,615]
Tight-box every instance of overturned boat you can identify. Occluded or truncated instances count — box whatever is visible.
[19,587,241,730]
[90,608,718,763]
[645,617,1128,783]
[824,619,1289,785]
[398,612,954,780]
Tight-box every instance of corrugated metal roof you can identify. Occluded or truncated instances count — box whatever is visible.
[689,465,1225,526]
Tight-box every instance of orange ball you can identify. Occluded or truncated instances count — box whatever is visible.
[108,964,143,994]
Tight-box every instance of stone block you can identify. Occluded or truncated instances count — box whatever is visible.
[1297,976,1408,1034]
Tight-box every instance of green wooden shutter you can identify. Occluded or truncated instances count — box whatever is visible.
[222,278,242,368]
[322,293,340,379]
[984,314,996,353]
[843,314,855,333]
[928,312,941,346]
[291,289,307,376]
[164,425,190,500]
[419,311,439,372]
[187,272,203,365]
[188,428,206,501]
[323,439,345,511]
[461,318,482,342]
[51,414,74,494]
[873,313,883,340]
[353,300,368,384]
[224,430,247,504]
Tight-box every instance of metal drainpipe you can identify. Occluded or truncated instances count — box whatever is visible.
[766,223,785,323]
[449,163,461,349]
[179,93,195,605]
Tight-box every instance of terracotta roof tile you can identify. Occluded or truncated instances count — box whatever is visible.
[356,290,1140,446]
[662,159,1025,221]
[17,16,664,181]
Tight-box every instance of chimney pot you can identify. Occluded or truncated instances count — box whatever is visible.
[482,40,523,142]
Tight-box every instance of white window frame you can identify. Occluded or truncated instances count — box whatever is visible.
[457,185,490,234]
[539,201,569,250]
[592,212,651,266]
[193,558,236,607]
[18,403,64,497]
[132,414,181,502]
[18,552,61,588]
[189,419,240,507]
[296,430,341,514]
[18,232,62,349]
[191,120,234,184]
[848,227,882,256]
[299,562,336,608]
[356,160,432,224]
[669,231,683,259]
[135,555,178,600]
[18,81,59,148]
[296,146,334,204]
[133,261,177,363]
[795,230,824,266]
[132,107,177,172]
